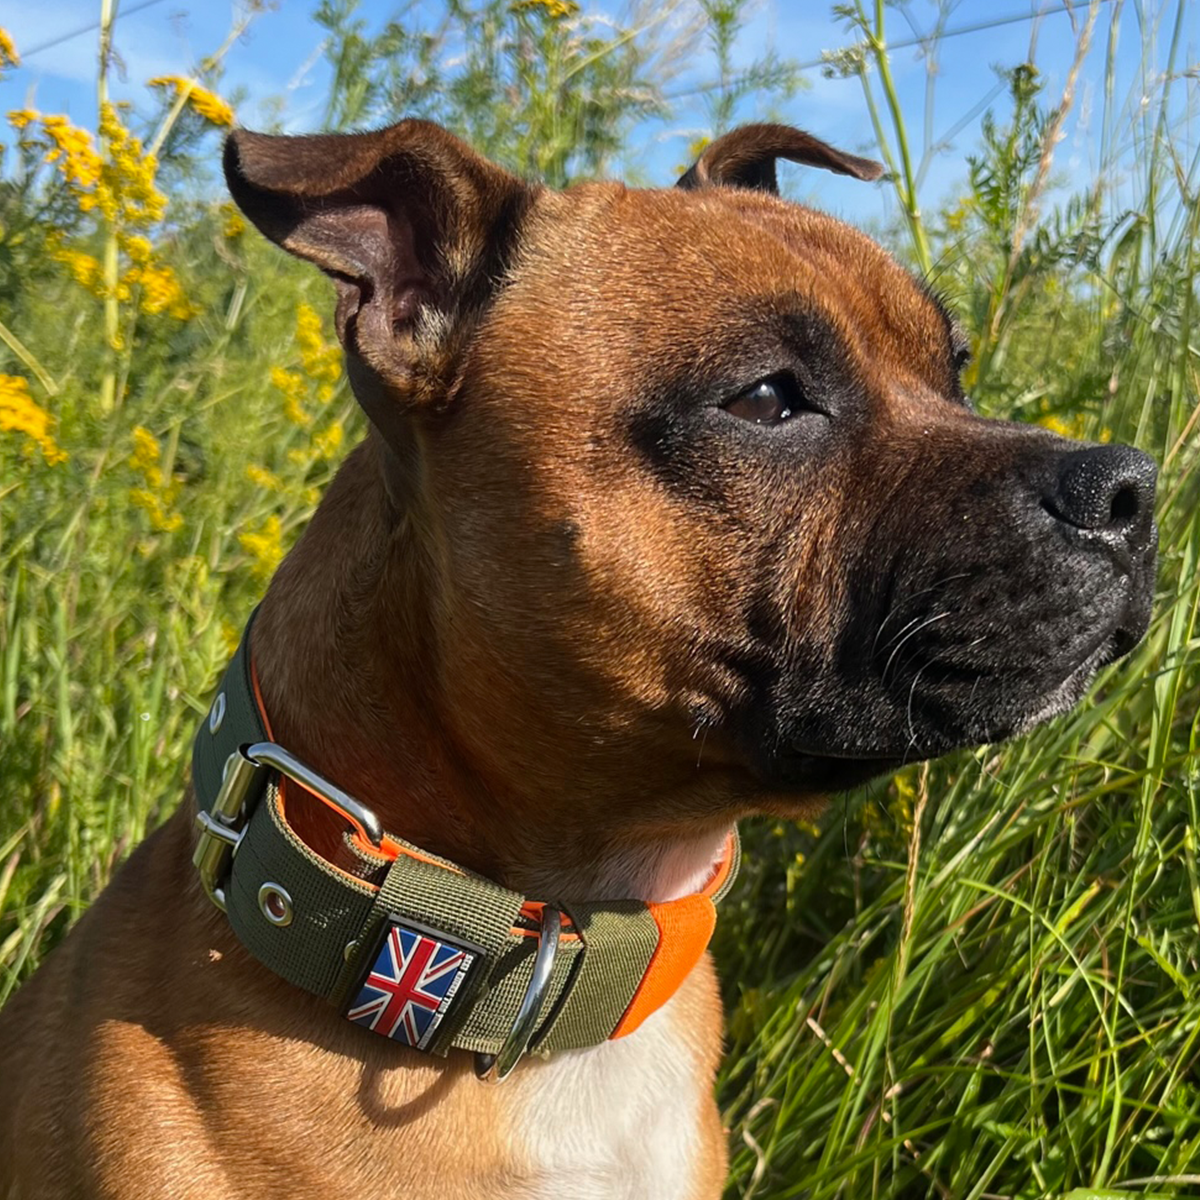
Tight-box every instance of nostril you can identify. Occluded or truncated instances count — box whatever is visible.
[1110,483,1139,524]
[1109,626,1138,659]
[1049,444,1156,535]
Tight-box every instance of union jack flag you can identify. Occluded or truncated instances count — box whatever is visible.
[346,922,477,1050]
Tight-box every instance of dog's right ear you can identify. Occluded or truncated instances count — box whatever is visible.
[224,120,532,402]
[677,123,883,193]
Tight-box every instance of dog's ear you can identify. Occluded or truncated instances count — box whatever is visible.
[224,120,532,400]
[677,123,883,193]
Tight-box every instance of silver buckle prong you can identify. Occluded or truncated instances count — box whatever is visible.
[475,905,562,1083]
[194,748,266,911]
[194,741,385,913]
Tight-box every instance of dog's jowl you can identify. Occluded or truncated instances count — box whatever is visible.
[0,122,1156,1199]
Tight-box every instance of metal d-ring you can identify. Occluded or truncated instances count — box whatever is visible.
[475,905,562,1084]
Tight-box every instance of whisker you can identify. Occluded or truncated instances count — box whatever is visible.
[871,572,974,656]
[906,664,932,752]
[883,612,952,685]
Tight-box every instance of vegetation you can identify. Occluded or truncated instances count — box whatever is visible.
[1,2,1198,1197]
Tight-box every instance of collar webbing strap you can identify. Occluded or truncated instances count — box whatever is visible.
[191,612,740,1060]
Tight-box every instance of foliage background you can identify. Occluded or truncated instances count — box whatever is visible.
[1,2,1199,1197]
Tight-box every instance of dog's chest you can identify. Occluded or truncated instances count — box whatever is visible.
[502,999,707,1199]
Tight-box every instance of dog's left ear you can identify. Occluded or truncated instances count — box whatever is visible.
[224,120,532,401]
[677,123,883,193]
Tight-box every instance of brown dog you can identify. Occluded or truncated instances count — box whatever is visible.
[0,121,1156,1198]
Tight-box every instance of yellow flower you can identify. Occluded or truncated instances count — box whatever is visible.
[124,261,196,319]
[125,234,154,264]
[0,374,67,464]
[314,420,344,460]
[128,425,183,530]
[511,0,579,17]
[98,102,167,226]
[130,487,183,531]
[239,514,284,580]
[48,241,104,294]
[219,202,245,239]
[270,365,310,427]
[220,620,241,658]
[129,425,161,474]
[27,105,166,233]
[189,87,235,127]
[40,114,102,190]
[0,27,19,73]
[148,75,234,127]
[245,463,284,492]
[295,304,342,387]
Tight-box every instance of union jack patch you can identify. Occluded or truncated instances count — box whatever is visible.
[346,919,481,1051]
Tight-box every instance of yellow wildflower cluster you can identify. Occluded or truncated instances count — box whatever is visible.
[148,75,235,128]
[267,304,343,427]
[46,238,103,291]
[296,304,342,401]
[11,104,165,224]
[44,232,193,320]
[128,425,183,532]
[0,374,68,465]
[286,421,343,469]
[127,260,195,319]
[245,463,285,493]
[512,0,579,17]
[219,202,246,240]
[239,514,284,580]
[0,27,19,73]
[16,106,196,323]
[97,102,166,225]
[270,366,311,428]
[40,114,103,191]
[245,305,346,512]
[312,422,343,459]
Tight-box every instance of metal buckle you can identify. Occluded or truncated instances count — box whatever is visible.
[474,905,562,1084]
[193,741,385,912]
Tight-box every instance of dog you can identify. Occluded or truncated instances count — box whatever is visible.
[0,120,1157,1198]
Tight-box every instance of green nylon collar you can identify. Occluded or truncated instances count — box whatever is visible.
[190,611,740,1064]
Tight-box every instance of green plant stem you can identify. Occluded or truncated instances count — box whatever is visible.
[0,318,57,396]
[865,0,932,275]
[97,0,120,413]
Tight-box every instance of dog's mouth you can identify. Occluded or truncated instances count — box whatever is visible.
[749,748,904,794]
[738,591,1152,796]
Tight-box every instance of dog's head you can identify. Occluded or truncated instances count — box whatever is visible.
[225,121,1156,820]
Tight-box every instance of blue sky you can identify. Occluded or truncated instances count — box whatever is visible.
[2,1,1196,229]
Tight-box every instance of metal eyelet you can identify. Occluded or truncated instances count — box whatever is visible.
[258,883,294,926]
[208,691,227,734]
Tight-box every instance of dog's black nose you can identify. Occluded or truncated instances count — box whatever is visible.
[1047,444,1157,547]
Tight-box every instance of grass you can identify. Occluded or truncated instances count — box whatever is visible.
[2,3,1200,1197]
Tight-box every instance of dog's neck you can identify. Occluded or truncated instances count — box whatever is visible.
[249,433,731,905]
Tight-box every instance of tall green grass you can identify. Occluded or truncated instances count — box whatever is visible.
[1,3,1199,1197]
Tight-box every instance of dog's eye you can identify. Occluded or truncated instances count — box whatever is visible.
[724,378,798,425]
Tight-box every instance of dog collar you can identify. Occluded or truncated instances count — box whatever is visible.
[191,611,739,1080]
